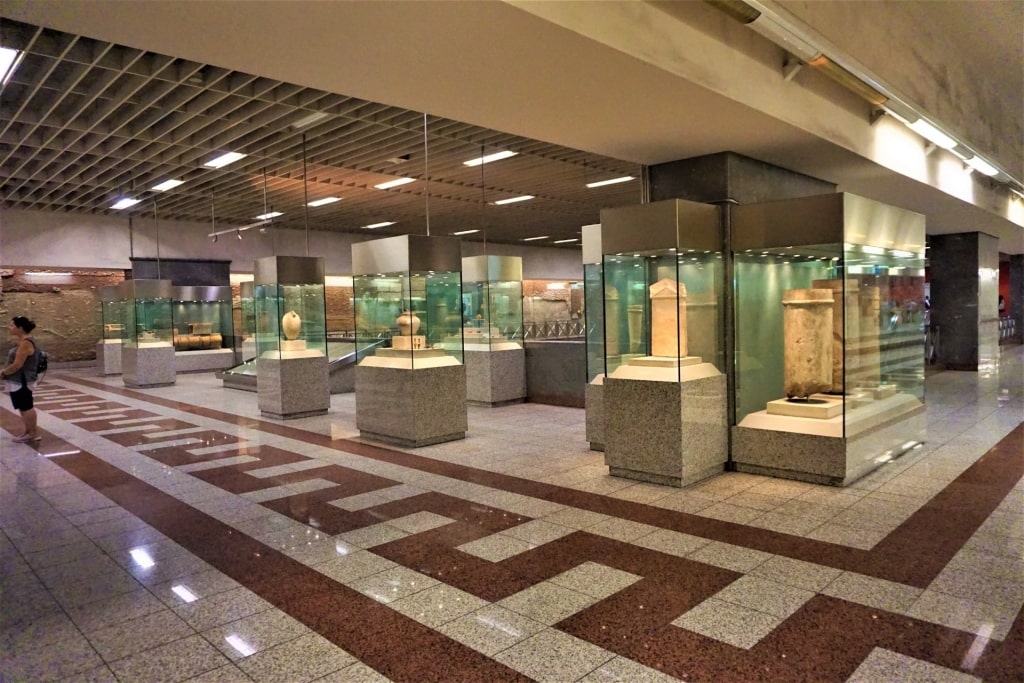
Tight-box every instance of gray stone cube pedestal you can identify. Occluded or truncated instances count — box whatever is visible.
[604,374,727,487]
[258,355,329,419]
[356,364,467,447]
[96,340,122,376]
[122,345,176,388]
[465,347,525,406]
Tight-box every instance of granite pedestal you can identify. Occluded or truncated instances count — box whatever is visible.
[96,340,122,376]
[175,349,235,373]
[585,376,605,451]
[356,356,467,447]
[465,344,525,406]
[604,363,727,487]
[257,354,329,419]
[733,392,925,485]
[122,344,176,388]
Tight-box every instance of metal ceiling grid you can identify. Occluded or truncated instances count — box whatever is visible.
[0,18,641,246]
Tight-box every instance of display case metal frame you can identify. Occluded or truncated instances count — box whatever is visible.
[461,254,526,406]
[253,255,330,420]
[120,278,177,387]
[352,234,467,447]
[582,224,606,450]
[599,199,728,487]
[732,192,926,485]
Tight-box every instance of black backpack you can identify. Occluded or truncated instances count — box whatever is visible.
[30,339,48,375]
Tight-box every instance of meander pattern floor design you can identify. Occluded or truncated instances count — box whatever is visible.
[1,346,1022,682]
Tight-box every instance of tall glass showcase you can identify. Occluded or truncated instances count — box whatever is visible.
[239,280,257,363]
[599,200,727,486]
[353,235,467,446]
[582,224,606,450]
[460,255,526,405]
[120,279,176,387]
[96,284,126,375]
[732,193,926,485]
[171,286,235,372]
[253,256,329,419]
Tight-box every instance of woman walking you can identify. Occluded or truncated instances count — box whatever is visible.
[2,316,43,443]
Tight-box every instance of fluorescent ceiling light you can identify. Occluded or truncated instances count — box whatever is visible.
[204,151,246,168]
[553,238,578,244]
[452,229,479,235]
[307,196,341,207]
[494,195,534,205]
[151,179,185,192]
[965,156,998,177]
[0,47,24,85]
[522,235,549,241]
[362,221,395,229]
[585,176,635,188]
[255,211,283,220]
[908,120,956,149]
[111,197,142,210]
[292,111,329,129]
[374,177,415,190]
[463,150,517,166]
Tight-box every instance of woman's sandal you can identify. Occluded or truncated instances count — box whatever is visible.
[13,434,41,443]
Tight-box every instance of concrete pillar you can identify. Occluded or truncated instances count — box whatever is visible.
[929,232,1000,370]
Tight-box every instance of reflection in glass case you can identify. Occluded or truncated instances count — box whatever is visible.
[120,279,174,348]
[732,193,926,485]
[254,280,327,360]
[100,285,127,341]
[461,255,523,349]
[172,286,233,351]
[354,270,463,364]
[603,250,722,379]
[238,281,256,362]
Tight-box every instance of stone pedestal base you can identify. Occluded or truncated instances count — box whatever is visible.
[733,393,925,485]
[123,344,176,388]
[258,355,329,419]
[585,376,605,451]
[465,346,525,406]
[175,348,236,373]
[96,340,122,376]
[356,363,467,447]
[604,368,727,487]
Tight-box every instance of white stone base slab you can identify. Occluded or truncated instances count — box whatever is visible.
[96,340,122,376]
[766,397,843,419]
[122,345,176,388]
[257,355,329,419]
[733,395,926,485]
[175,348,236,373]
[391,335,428,350]
[604,367,728,487]
[356,364,467,447]
[626,355,703,368]
[585,375,605,451]
[465,347,526,406]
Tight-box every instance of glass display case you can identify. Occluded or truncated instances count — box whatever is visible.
[172,286,233,351]
[238,280,256,361]
[352,235,467,446]
[461,256,524,349]
[598,199,727,487]
[120,279,174,348]
[100,285,127,341]
[253,256,329,419]
[732,193,926,485]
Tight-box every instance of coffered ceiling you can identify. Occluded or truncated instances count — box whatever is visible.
[0,18,640,246]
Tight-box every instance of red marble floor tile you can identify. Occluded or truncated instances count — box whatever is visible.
[140,433,250,466]
[976,601,1024,683]
[65,410,164,429]
[100,419,201,446]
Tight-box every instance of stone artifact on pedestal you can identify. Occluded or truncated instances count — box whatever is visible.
[627,304,644,353]
[650,278,687,357]
[605,285,621,356]
[858,285,882,386]
[686,291,718,365]
[782,288,833,399]
[812,278,859,393]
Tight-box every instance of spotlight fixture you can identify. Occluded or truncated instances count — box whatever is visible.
[204,151,246,168]
[463,150,517,167]
[236,229,242,240]
[212,234,218,243]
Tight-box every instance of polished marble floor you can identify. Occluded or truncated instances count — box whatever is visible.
[1,345,1022,682]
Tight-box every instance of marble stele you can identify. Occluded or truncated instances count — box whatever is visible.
[782,288,833,399]
[650,278,687,358]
